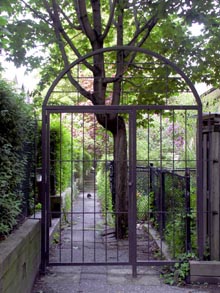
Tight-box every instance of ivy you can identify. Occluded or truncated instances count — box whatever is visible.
[161,252,197,286]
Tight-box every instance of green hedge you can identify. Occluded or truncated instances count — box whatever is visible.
[96,157,115,226]
[40,119,92,194]
[49,120,72,193]
[0,79,35,237]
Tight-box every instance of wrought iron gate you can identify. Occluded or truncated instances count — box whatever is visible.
[41,46,203,275]
[42,108,137,271]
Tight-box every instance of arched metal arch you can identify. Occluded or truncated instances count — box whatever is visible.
[43,45,202,108]
[42,46,204,261]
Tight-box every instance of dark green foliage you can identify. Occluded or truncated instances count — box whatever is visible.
[163,173,197,257]
[137,193,154,221]
[161,252,197,286]
[163,174,186,254]
[136,166,197,257]
[4,0,220,90]
[136,171,149,197]
[0,79,35,237]
[96,157,114,226]
[47,119,92,194]
[49,120,72,193]
[136,168,154,221]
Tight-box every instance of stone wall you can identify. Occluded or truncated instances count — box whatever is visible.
[0,219,41,293]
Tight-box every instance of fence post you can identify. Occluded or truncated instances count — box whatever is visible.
[149,163,154,193]
[185,168,191,252]
[202,114,220,260]
[109,160,115,210]
[158,170,165,239]
[161,171,166,235]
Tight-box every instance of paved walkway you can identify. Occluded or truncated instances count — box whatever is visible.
[32,179,211,293]
[32,264,210,293]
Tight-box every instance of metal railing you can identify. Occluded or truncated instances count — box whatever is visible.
[136,164,196,255]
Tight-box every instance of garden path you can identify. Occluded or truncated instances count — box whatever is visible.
[32,174,208,293]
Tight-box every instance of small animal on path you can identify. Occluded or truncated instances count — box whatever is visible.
[87,193,92,198]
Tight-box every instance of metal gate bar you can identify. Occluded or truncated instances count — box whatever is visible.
[42,108,135,268]
[41,105,202,275]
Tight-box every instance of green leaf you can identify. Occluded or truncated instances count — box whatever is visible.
[0,16,7,26]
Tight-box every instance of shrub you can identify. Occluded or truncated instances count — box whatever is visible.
[49,120,72,193]
[137,192,154,221]
[0,79,35,237]
[96,157,114,226]
[38,118,92,194]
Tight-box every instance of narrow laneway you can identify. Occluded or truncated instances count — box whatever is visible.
[32,175,208,293]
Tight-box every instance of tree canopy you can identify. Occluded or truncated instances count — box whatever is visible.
[2,0,220,91]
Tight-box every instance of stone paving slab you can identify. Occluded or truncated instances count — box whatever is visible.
[32,265,210,293]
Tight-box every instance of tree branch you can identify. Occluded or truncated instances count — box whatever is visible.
[77,0,96,43]
[91,0,102,37]
[131,0,140,29]
[101,0,117,41]
[127,15,158,47]
[105,14,158,104]
[53,1,96,73]
[112,1,124,105]
[58,6,81,30]
[20,0,52,27]
[124,16,158,66]
[50,0,94,102]
[63,32,95,70]
[42,0,55,24]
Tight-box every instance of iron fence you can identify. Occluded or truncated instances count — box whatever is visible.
[107,162,196,256]
[20,119,41,221]
[136,165,196,256]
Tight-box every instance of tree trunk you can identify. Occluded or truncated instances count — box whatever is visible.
[96,113,128,239]
[113,116,128,239]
